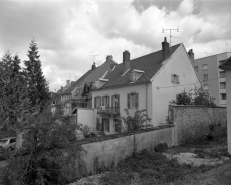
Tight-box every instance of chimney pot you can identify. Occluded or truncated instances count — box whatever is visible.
[123,50,130,74]
[188,49,194,63]
[91,62,96,70]
[162,37,169,60]
[106,55,113,61]
[66,80,70,86]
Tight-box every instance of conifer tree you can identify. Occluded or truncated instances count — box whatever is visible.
[24,39,50,110]
[0,52,32,148]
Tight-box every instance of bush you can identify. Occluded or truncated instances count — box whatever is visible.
[154,143,168,153]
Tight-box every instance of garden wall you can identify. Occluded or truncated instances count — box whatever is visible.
[168,105,227,145]
[76,125,176,176]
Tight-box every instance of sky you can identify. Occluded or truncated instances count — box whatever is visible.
[0,0,231,91]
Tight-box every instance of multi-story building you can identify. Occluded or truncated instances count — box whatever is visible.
[194,52,231,106]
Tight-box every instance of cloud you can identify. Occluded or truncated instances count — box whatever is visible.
[0,0,230,91]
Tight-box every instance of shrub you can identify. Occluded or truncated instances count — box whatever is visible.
[154,143,168,153]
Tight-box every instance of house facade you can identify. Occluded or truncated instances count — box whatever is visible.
[219,56,231,154]
[61,56,117,115]
[194,52,231,106]
[92,38,202,134]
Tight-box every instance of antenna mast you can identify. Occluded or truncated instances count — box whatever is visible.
[90,54,98,63]
[162,26,180,46]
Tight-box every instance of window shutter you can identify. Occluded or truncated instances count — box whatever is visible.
[99,97,101,106]
[107,96,109,107]
[96,118,100,130]
[111,95,113,107]
[118,119,122,133]
[102,96,104,106]
[94,97,96,109]
[135,93,139,109]
[127,94,130,109]
[117,94,120,107]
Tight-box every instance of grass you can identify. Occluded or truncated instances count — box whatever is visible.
[99,135,230,185]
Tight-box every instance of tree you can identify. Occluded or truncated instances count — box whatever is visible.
[24,39,50,110]
[121,109,152,132]
[0,52,33,149]
[170,85,216,107]
[3,106,84,185]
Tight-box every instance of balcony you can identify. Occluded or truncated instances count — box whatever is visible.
[97,106,120,115]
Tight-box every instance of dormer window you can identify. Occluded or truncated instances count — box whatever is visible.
[130,69,144,82]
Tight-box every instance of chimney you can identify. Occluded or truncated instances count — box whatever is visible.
[106,55,113,61]
[71,81,74,85]
[91,62,96,70]
[123,50,130,74]
[188,49,194,62]
[66,80,70,86]
[162,37,169,60]
[61,86,63,92]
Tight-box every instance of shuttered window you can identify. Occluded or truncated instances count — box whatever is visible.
[127,93,139,109]
[94,96,101,109]
[102,96,109,107]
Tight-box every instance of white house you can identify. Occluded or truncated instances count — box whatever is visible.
[91,37,202,134]
[219,56,231,154]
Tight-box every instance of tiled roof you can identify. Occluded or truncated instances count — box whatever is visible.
[62,59,117,95]
[219,56,231,70]
[99,44,181,90]
[61,70,92,94]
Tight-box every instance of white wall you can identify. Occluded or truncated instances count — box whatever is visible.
[226,70,231,154]
[92,83,152,134]
[76,108,94,129]
[152,44,201,126]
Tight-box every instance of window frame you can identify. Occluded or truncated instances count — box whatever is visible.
[219,71,226,78]
[204,84,209,91]
[203,64,208,70]
[94,96,101,109]
[220,93,226,100]
[203,74,208,81]
[171,74,180,84]
[220,82,226,89]
[127,92,139,109]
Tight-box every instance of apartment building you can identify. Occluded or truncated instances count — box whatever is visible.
[194,52,231,106]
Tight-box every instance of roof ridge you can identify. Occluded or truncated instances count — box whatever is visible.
[130,43,181,62]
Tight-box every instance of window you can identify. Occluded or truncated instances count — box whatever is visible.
[127,93,139,109]
[203,64,208,70]
[220,93,226,100]
[220,82,226,89]
[219,71,226,78]
[102,96,109,107]
[195,66,198,72]
[96,118,102,131]
[111,94,120,108]
[203,74,208,81]
[204,84,208,90]
[130,70,144,82]
[94,96,101,109]
[171,74,180,84]
[102,118,110,132]
[114,119,122,133]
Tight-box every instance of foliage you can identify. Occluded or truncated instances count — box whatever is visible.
[154,143,168,153]
[24,39,50,111]
[170,86,216,107]
[3,107,84,185]
[99,149,193,184]
[121,109,152,132]
[0,52,33,148]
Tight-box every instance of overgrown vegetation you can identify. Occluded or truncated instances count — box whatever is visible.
[99,149,197,185]
[170,85,216,107]
[121,109,152,131]
[3,107,83,185]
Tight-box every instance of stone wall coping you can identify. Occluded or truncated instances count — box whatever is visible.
[170,105,226,109]
[77,124,175,145]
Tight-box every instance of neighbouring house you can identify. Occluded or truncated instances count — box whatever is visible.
[219,56,231,154]
[61,56,117,116]
[91,37,202,134]
[50,89,62,114]
[194,52,231,106]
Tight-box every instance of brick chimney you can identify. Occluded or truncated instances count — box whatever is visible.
[66,80,70,86]
[123,50,130,74]
[91,62,96,70]
[188,49,194,62]
[61,86,63,92]
[106,55,113,61]
[162,37,169,60]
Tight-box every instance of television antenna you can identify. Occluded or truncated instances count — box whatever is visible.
[90,54,98,63]
[162,26,180,46]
